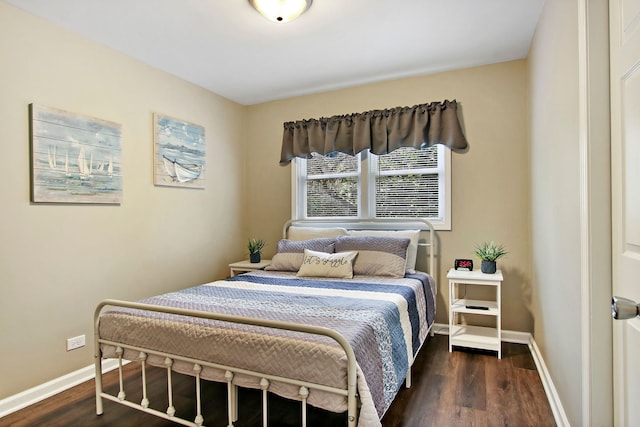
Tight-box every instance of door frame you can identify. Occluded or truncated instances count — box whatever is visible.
[577,0,612,425]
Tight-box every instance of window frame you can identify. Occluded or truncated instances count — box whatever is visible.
[291,146,451,230]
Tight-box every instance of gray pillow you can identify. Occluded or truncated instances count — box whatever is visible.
[265,238,336,272]
[334,236,410,278]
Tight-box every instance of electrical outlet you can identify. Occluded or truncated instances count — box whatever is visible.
[66,334,86,351]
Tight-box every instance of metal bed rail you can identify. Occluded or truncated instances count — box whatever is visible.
[94,299,359,427]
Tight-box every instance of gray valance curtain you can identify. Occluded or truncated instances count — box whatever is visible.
[279,99,467,165]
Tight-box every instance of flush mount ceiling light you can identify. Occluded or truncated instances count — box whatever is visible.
[248,0,313,23]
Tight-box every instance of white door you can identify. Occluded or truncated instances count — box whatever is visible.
[610,0,640,425]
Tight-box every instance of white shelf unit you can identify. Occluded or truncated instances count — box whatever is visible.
[447,268,503,358]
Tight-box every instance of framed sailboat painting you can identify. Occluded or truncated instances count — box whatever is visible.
[29,104,123,204]
[153,113,205,189]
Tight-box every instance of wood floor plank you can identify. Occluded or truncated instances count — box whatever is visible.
[431,355,465,426]
[514,369,556,426]
[0,335,556,427]
[485,350,521,427]
[452,405,488,427]
[455,350,487,411]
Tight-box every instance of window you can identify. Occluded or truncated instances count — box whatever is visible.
[292,146,451,230]
[304,151,360,217]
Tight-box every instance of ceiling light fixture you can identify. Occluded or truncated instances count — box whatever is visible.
[248,0,312,23]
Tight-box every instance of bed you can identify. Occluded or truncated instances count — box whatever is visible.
[94,219,437,427]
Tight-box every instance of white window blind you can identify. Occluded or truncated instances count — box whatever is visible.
[372,146,440,218]
[293,146,451,230]
[305,152,360,218]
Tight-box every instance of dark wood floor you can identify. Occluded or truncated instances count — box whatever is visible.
[0,335,555,426]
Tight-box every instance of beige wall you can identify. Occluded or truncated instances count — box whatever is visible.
[0,3,247,399]
[528,0,583,424]
[245,61,532,331]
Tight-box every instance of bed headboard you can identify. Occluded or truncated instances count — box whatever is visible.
[282,218,436,277]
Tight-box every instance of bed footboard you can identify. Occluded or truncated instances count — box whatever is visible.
[94,299,359,427]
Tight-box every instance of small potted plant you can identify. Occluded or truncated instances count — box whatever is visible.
[473,241,507,274]
[248,238,266,263]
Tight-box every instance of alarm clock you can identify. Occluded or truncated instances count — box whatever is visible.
[454,258,473,271]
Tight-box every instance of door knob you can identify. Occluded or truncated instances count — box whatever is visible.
[612,296,640,320]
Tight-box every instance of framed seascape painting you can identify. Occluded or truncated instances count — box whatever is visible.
[153,113,205,189]
[29,104,123,204]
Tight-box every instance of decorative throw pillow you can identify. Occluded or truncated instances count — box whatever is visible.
[265,238,336,272]
[348,229,421,274]
[334,235,410,278]
[296,249,358,279]
[287,226,348,241]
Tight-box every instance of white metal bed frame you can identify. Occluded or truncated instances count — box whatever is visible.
[94,218,436,427]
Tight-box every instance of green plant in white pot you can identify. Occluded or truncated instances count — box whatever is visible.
[248,238,266,263]
[473,241,507,274]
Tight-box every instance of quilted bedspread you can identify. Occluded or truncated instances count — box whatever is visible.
[99,270,435,427]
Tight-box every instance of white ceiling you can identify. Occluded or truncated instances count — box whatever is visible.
[4,0,544,106]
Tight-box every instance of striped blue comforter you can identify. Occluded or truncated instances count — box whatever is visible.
[99,270,436,425]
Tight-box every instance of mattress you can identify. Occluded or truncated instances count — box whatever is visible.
[98,270,436,427]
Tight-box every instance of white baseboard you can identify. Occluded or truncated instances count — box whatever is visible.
[431,322,451,336]
[433,322,568,427]
[0,359,122,419]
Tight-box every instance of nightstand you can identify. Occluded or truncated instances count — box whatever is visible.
[229,259,271,277]
[447,268,503,358]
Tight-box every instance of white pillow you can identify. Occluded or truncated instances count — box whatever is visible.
[296,249,358,279]
[287,226,348,241]
[348,229,421,274]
